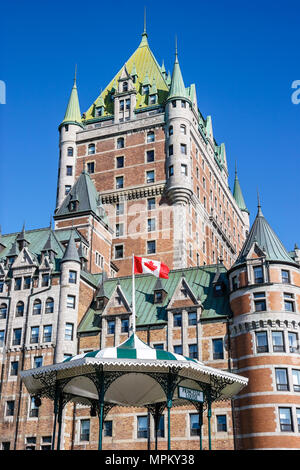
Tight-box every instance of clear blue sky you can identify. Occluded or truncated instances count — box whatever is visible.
[0,0,299,251]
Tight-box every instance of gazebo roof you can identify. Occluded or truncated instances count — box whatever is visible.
[20,334,248,406]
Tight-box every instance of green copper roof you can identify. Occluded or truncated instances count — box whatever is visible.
[233,166,249,213]
[78,265,231,334]
[84,31,169,121]
[167,49,188,101]
[234,204,295,266]
[61,230,81,264]
[61,77,83,127]
[55,171,110,227]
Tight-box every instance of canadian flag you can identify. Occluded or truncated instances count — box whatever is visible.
[134,256,169,279]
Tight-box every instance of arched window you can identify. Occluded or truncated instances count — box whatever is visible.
[88,144,95,155]
[67,147,74,157]
[16,301,24,317]
[45,297,54,314]
[33,299,42,315]
[180,124,186,135]
[123,82,128,92]
[147,131,155,143]
[117,137,124,149]
[0,303,7,319]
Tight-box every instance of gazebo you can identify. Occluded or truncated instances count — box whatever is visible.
[20,333,248,450]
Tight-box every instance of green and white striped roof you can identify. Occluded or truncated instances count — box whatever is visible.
[63,333,199,363]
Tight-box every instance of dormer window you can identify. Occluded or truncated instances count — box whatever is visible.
[149,94,157,105]
[154,291,163,304]
[96,107,103,117]
[69,200,78,212]
[123,82,128,92]
[142,85,149,95]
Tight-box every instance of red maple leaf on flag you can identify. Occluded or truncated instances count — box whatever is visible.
[144,260,158,271]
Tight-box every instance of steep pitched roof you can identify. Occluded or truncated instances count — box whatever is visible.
[78,265,231,334]
[55,171,110,226]
[234,204,295,266]
[84,31,169,121]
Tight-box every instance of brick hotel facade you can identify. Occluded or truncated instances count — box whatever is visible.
[0,25,300,450]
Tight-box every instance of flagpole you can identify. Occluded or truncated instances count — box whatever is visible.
[132,254,136,334]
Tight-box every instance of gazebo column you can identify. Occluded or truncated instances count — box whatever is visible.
[166,369,179,451]
[97,373,105,451]
[147,402,166,450]
[56,393,64,450]
[51,389,59,450]
[206,389,212,450]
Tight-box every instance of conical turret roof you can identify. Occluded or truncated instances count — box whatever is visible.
[167,46,188,101]
[61,230,80,264]
[233,165,249,214]
[234,202,295,266]
[61,73,83,128]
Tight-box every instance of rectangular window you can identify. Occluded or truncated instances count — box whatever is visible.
[275,368,289,391]
[0,281,3,293]
[65,323,74,341]
[173,313,182,327]
[180,143,187,155]
[292,369,300,392]
[65,185,71,195]
[43,325,52,343]
[12,328,22,346]
[190,413,200,436]
[104,421,113,437]
[115,223,124,237]
[116,156,124,168]
[289,332,298,353]
[147,240,156,254]
[115,245,124,259]
[146,170,155,183]
[121,318,129,333]
[279,407,293,432]
[137,416,148,439]
[168,165,174,177]
[69,270,77,284]
[256,331,268,353]
[87,162,95,174]
[172,100,176,107]
[284,293,295,312]
[212,338,224,360]
[147,198,155,211]
[30,327,39,344]
[181,164,187,176]
[119,100,124,111]
[116,176,124,189]
[188,344,198,359]
[6,401,15,417]
[253,266,264,284]
[41,274,49,287]
[147,218,156,232]
[107,320,115,335]
[216,415,227,432]
[0,330,4,347]
[24,276,31,290]
[116,202,124,215]
[188,311,197,326]
[10,361,18,376]
[297,409,300,432]
[29,396,39,418]
[67,295,76,309]
[174,345,183,355]
[168,145,173,156]
[66,166,73,176]
[281,270,290,284]
[181,100,186,108]
[254,292,266,312]
[14,278,22,291]
[125,98,130,110]
[80,419,90,442]
[34,356,43,368]
[153,343,164,350]
[146,150,154,162]
[272,331,285,352]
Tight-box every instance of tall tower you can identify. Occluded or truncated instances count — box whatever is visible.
[233,164,250,234]
[228,200,300,449]
[56,70,83,209]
